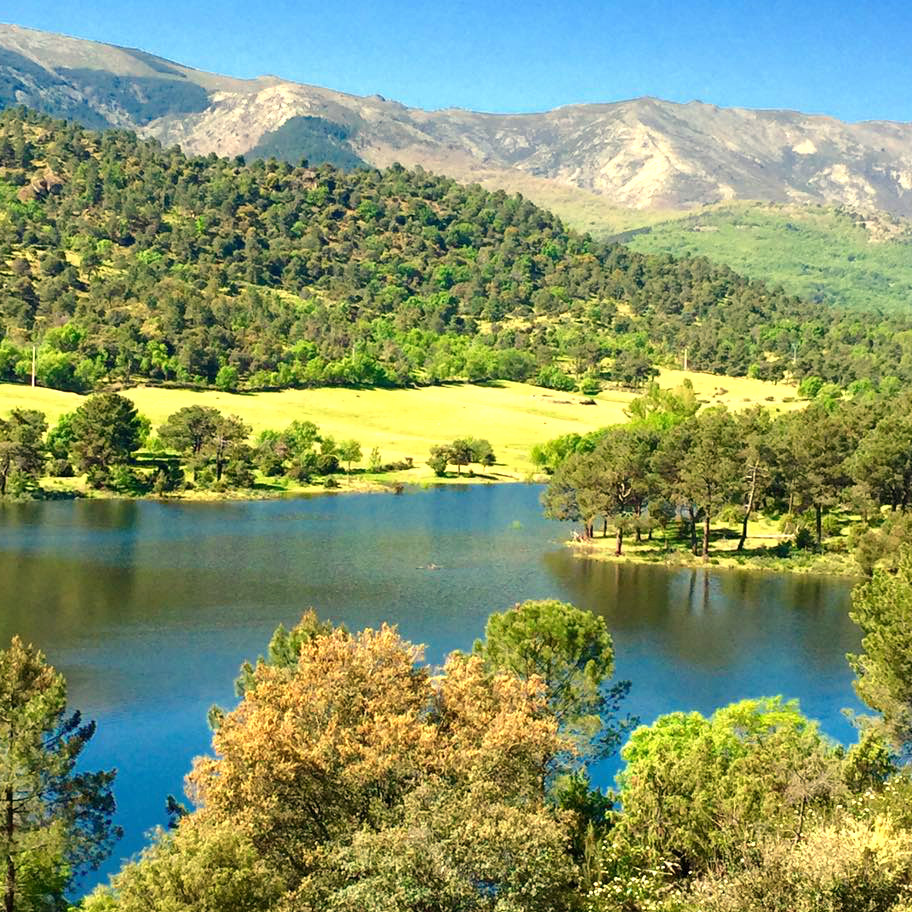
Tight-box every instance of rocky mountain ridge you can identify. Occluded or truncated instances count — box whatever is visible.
[3,22,912,215]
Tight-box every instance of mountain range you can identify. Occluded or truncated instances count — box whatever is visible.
[3,22,912,218]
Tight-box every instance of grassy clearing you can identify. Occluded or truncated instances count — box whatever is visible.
[569,513,858,577]
[0,370,799,489]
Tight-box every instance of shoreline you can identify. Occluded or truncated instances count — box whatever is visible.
[566,536,861,579]
[11,470,538,504]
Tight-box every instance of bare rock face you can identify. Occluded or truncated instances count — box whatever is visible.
[3,23,912,215]
[17,167,64,202]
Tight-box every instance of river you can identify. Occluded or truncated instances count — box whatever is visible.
[0,484,862,886]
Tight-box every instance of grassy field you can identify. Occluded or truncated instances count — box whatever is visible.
[0,371,799,486]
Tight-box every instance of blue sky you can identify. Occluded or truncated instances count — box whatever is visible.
[3,0,910,122]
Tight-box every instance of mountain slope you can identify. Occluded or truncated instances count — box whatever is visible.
[3,23,912,217]
[3,108,911,396]
[620,202,912,311]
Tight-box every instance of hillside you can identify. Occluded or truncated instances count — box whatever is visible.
[1,108,911,396]
[4,23,912,217]
[614,202,912,312]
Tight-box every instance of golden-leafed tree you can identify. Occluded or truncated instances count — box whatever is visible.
[90,617,579,912]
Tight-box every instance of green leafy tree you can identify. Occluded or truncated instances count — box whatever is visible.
[777,404,852,546]
[336,439,362,475]
[449,438,475,474]
[205,415,251,483]
[68,393,143,487]
[0,637,121,912]
[368,446,382,473]
[735,405,776,551]
[468,437,496,469]
[83,823,281,912]
[427,444,452,477]
[848,549,912,757]
[614,698,843,877]
[158,406,220,461]
[849,413,912,512]
[474,599,633,765]
[542,450,609,540]
[0,410,46,496]
[658,406,741,558]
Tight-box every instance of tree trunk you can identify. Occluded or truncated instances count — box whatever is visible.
[603,517,608,538]
[737,467,758,552]
[634,504,642,542]
[6,785,14,912]
[815,503,822,547]
[702,511,711,560]
[688,506,698,554]
[615,525,623,556]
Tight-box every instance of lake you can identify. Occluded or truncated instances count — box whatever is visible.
[0,484,862,886]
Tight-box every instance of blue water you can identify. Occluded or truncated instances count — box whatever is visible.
[0,485,862,887]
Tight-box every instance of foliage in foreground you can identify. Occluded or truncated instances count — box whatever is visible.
[11,556,912,910]
[78,578,912,912]
[0,638,120,912]
[88,618,583,912]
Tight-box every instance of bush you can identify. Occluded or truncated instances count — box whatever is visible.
[821,513,841,537]
[109,465,151,495]
[47,458,74,478]
[151,461,185,494]
[223,459,254,488]
[536,365,577,392]
[577,374,602,396]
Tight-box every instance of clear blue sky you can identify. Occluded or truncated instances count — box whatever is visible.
[3,0,911,122]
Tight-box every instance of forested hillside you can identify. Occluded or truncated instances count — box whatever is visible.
[621,201,912,313]
[1,107,912,394]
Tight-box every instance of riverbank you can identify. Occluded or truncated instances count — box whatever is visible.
[28,465,531,502]
[566,517,861,577]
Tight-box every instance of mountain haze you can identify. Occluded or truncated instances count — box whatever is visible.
[3,23,912,217]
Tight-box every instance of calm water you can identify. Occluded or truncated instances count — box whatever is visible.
[0,485,862,885]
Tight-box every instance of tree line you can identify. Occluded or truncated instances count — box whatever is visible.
[0,393,384,496]
[2,107,912,397]
[540,380,912,568]
[7,569,912,911]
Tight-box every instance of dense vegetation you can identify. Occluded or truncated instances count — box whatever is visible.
[539,380,912,572]
[8,578,912,911]
[247,116,367,170]
[623,201,912,313]
[2,108,912,396]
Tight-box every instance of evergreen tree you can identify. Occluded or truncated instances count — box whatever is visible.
[0,637,120,912]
